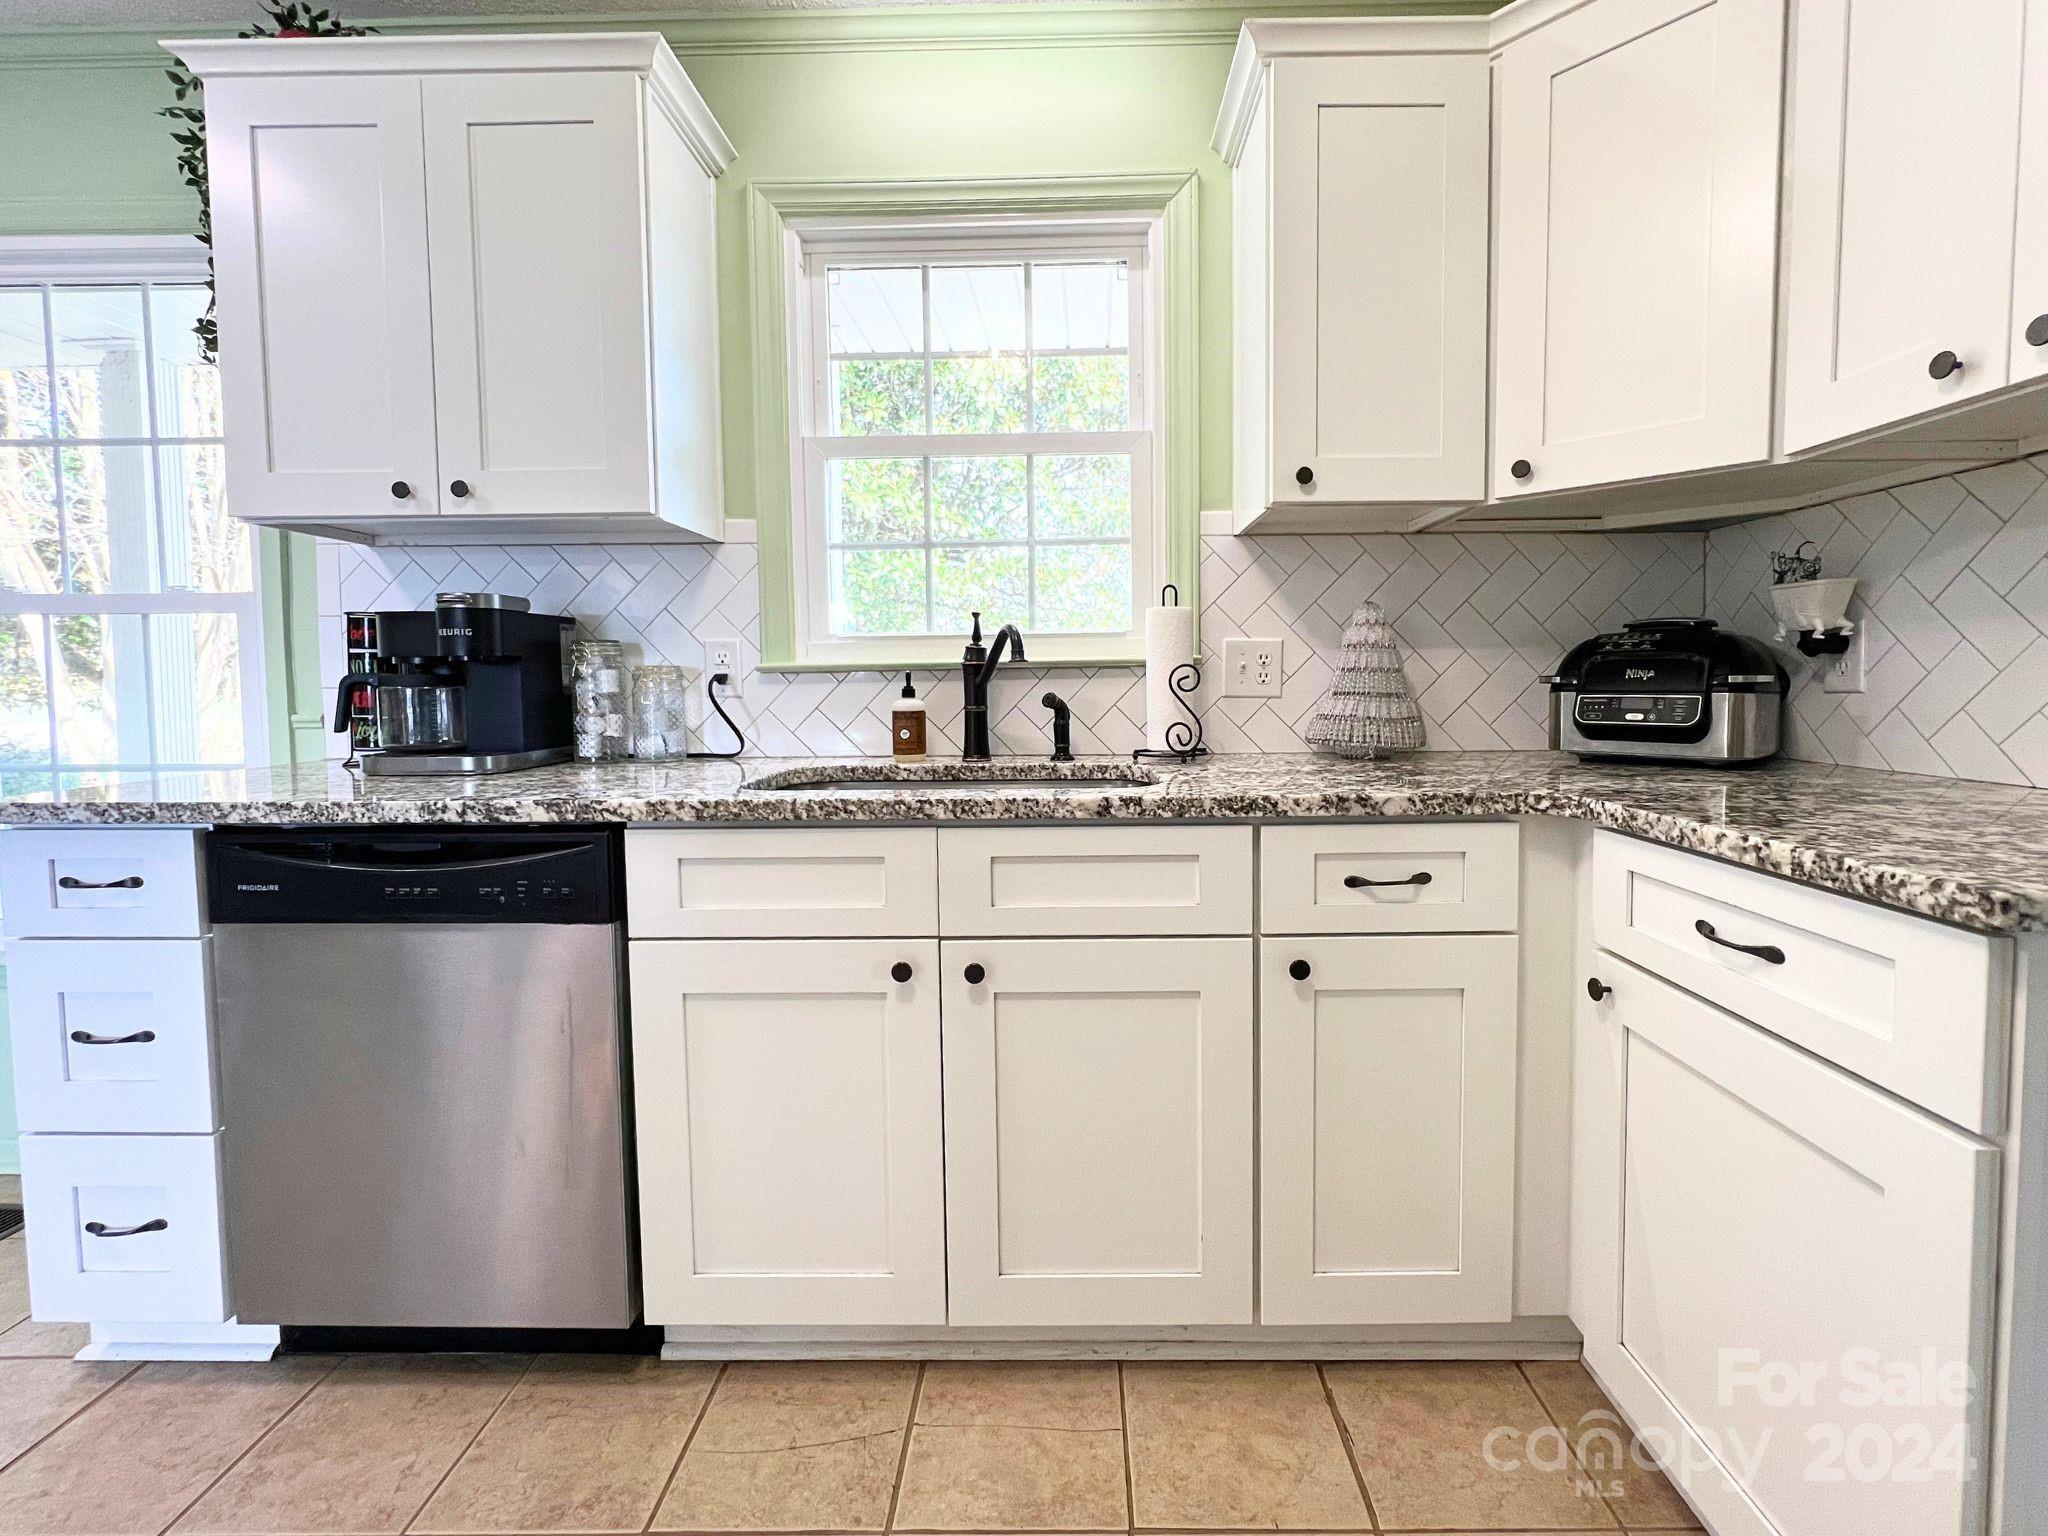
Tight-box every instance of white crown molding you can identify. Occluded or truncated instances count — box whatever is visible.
[163,30,735,177]
[1211,14,1490,163]
[0,232,205,281]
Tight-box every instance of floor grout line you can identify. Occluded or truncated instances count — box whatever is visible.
[400,1353,535,1535]
[1116,1360,1136,1532]
[0,1358,141,1482]
[1314,1363,1380,1536]
[882,1361,926,1532]
[643,1358,726,1535]
[155,1353,341,1536]
[1516,1361,1628,1533]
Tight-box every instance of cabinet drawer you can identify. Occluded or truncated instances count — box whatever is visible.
[1260,822,1518,933]
[18,1132,230,1324]
[1594,957,1995,1536]
[938,825,1252,936]
[1592,833,2007,1133]
[0,829,204,939]
[625,827,937,938]
[5,940,218,1134]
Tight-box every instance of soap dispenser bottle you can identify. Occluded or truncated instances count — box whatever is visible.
[891,673,927,762]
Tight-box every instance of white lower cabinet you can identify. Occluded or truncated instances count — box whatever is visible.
[629,939,945,1325]
[1259,934,1519,1324]
[1577,957,1998,1536]
[18,1133,230,1325]
[939,938,1254,1325]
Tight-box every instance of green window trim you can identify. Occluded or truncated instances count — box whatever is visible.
[257,526,327,767]
[747,171,1201,671]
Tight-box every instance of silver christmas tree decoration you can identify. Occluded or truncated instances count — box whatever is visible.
[1305,601,1426,757]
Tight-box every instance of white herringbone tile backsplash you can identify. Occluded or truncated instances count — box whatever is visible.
[316,528,1707,760]
[1706,455,2048,789]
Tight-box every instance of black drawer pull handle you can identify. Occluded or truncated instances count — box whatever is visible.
[891,962,913,984]
[56,875,143,891]
[69,1029,157,1046]
[1587,977,1612,1001]
[84,1218,167,1239]
[963,962,986,985]
[1343,872,1433,889]
[1694,918,1785,965]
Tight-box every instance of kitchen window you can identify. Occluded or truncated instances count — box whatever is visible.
[0,238,267,795]
[785,217,1164,667]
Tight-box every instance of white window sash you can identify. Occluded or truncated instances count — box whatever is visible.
[0,236,270,776]
[784,218,1166,666]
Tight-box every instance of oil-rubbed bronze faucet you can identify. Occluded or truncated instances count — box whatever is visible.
[960,611,1027,760]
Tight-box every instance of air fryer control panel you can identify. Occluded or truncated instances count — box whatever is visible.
[1574,693,1702,728]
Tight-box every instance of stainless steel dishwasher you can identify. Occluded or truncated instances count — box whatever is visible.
[208,828,635,1329]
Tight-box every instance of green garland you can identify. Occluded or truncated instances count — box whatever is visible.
[161,3,373,361]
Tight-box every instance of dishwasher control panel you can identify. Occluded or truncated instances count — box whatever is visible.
[208,829,617,923]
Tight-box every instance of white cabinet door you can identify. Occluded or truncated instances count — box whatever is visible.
[422,72,653,519]
[941,939,1253,1325]
[1260,934,1517,1324]
[629,939,945,1325]
[1267,54,1489,506]
[204,75,441,521]
[1581,957,1997,1536]
[1493,0,1782,496]
[1782,0,2029,451]
[2011,0,2048,386]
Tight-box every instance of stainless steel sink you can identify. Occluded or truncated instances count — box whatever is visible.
[741,763,1159,794]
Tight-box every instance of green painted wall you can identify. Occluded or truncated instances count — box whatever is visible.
[0,3,1490,523]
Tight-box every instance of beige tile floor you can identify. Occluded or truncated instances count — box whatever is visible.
[0,1238,1701,1535]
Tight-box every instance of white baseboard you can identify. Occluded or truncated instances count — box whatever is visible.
[78,1319,280,1363]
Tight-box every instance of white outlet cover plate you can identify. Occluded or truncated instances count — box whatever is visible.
[1819,628,1865,694]
[1222,636,1284,698]
[703,637,742,695]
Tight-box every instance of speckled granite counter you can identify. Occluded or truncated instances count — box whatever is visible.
[5,752,2047,935]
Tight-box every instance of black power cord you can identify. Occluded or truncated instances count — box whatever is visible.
[685,670,745,759]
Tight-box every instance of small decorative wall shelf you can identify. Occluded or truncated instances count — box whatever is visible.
[1770,577,1859,657]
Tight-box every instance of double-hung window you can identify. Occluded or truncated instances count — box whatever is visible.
[0,238,265,795]
[787,217,1164,667]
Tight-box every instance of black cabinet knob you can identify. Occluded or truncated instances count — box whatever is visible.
[390,480,412,500]
[1295,465,1315,486]
[1929,350,1964,381]
[1288,959,1312,981]
[2027,314,2048,348]
[449,479,472,499]
[964,962,986,985]
[1587,977,1612,1002]
[1510,459,1533,482]
[891,962,913,984]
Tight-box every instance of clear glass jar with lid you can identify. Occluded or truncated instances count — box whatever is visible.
[571,638,632,761]
[632,665,691,760]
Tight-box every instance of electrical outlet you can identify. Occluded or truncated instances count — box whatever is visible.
[703,637,742,696]
[1222,636,1284,698]
[1819,628,1865,694]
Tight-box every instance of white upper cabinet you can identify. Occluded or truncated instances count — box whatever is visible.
[171,33,735,543]
[422,73,656,521]
[2007,2,2048,387]
[1218,29,1490,525]
[201,74,441,522]
[1492,0,1784,498]
[1781,1,2032,452]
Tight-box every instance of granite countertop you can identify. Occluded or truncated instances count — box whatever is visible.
[4,751,2047,935]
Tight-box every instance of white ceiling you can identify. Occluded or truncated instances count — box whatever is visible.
[3,0,1246,31]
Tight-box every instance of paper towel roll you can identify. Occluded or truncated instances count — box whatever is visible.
[1144,603,1196,752]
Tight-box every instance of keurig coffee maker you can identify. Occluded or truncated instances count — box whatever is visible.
[335,593,575,775]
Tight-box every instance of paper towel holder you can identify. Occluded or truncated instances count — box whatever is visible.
[1134,583,1209,764]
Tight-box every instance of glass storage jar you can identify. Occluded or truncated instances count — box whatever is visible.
[632,665,691,760]
[571,639,632,762]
